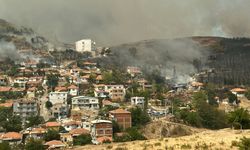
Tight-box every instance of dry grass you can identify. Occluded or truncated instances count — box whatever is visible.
[72,129,250,150]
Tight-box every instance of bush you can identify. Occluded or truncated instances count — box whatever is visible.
[73,134,92,146]
[238,137,250,150]
[44,129,60,141]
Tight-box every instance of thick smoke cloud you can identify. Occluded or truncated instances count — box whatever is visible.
[0,0,249,46]
[0,40,20,60]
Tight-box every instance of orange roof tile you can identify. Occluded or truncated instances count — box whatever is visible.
[55,86,68,92]
[109,108,131,114]
[63,121,81,126]
[45,140,65,147]
[30,128,46,134]
[0,86,12,92]
[0,101,13,108]
[96,136,112,143]
[69,128,89,135]
[96,75,103,81]
[2,132,22,140]
[68,84,78,89]
[45,122,61,127]
[231,88,247,93]
[102,100,113,106]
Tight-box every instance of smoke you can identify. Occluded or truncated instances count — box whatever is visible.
[0,40,20,60]
[0,0,249,46]
[109,38,209,83]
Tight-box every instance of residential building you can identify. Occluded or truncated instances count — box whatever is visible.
[231,88,247,98]
[13,99,38,122]
[0,76,7,85]
[72,96,99,110]
[13,77,28,88]
[51,103,69,119]
[44,140,66,149]
[109,108,132,130]
[23,127,46,140]
[75,39,93,53]
[68,84,79,96]
[94,84,109,98]
[131,97,145,107]
[127,66,142,77]
[105,85,126,101]
[44,122,61,131]
[91,120,112,142]
[62,121,81,131]
[49,91,68,105]
[0,132,23,145]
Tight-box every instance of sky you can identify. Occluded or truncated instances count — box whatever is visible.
[0,0,249,46]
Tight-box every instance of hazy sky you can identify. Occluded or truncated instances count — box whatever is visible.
[0,0,249,45]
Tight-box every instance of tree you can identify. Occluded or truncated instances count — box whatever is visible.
[45,101,53,110]
[126,127,146,141]
[192,91,227,129]
[25,138,44,150]
[44,130,60,141]
[0,142,11,150]
[112,120,121,134]
[130,106,150,127]
[245,89,250,100]
[3,115,22,132]
[238,137,250,150]
[26,116,44,128]
[73,134,92,146]
[227,108,250,129]
[46,74,59,89]
[228,92,238,104]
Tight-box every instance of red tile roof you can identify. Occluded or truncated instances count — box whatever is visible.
[55,86,68,92]
[96,136,112,143]
[45,122,61,127]
[68,84,78,89]
[69,128,89,136]
[0,86,12,92]
[0,101,13,108]
[45,140,65,147]
[1,132,22,140]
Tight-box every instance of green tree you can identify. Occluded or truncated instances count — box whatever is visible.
[3,115,22,132]
[45,101,53,110]
[228,92,238,104]
[227,108,250,129]
[26,116,44,128]
[112,120,121,133]
[0,142,11,150]
[238,137,250,150]
[73,134,92,146]
[126,127,146,141]
[46,74,59,89]
[44,130,60,141]
[245,89,250,100]
[25,138,44,150]
[130,106,150,127]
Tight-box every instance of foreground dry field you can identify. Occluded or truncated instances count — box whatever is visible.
[72,129,250,150]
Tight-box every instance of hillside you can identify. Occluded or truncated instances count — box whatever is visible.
[73,129,250,150]
[95,37,250,85]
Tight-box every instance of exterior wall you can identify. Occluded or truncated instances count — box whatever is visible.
[110,113,131,130]
[72,96,99,110]
[51,103,68,119]
[49,92,68,105]
[92,122,113,138]
[75,39,92,53]
[69,89,78,96]
[105,85,126,101]
[13,101,38,121]
[131,97,145,106]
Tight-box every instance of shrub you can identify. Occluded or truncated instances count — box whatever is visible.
[181,144,192,149]
[238,137,250,150]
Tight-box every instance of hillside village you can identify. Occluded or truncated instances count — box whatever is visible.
[0,37,249,150]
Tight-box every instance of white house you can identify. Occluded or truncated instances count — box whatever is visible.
[131,97,145,107]
[49,92,68,105]
[75,39,93,53]
[68,85,79,96]
[231,88,247,98]
[62,121,81,131]
[72,96,99,110]
[13,77,28,88]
